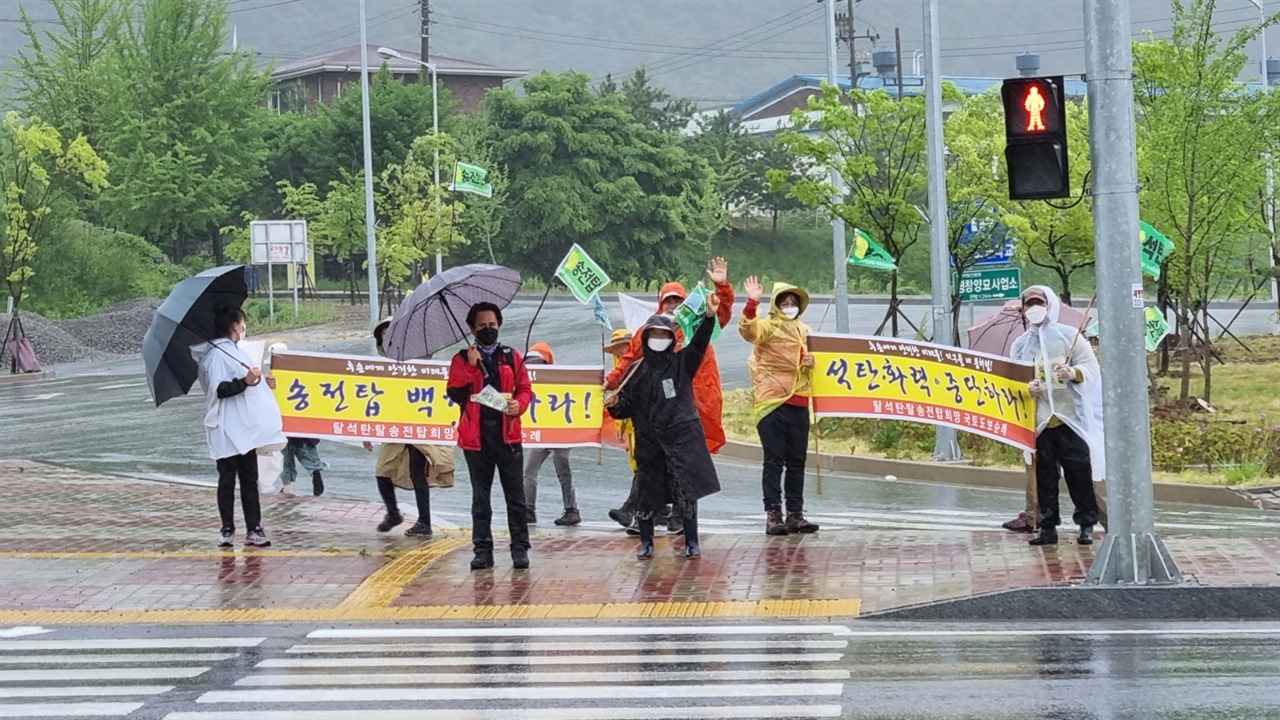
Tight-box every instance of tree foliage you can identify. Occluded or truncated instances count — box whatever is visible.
[598,67,698,134]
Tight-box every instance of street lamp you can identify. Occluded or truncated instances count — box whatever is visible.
[1247,0,1279,307]
[358,0,379,326]
[378,46,443,277]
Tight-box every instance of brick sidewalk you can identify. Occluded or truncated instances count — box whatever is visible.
[1,460,1277,623]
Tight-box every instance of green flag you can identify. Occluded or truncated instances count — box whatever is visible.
[848,228,898,272]
[451,161,493,198]
[1140,221,1174,280]
[554,243,610,304]
[1144,306,1170,353]
[673,281,723,343]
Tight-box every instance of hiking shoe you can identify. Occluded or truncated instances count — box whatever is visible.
[512,547,531,570]
[405,521,433,538]
[667,515,684,535]
[218,527,235,548]
[311,470,325,497]
[1002,512,1035,533]
[637,540,654,559]
[470,549,495,570]
[1029,529,1059,546]
[525,508,537,525]
[245,527,271,548]
[376,511,404,533]
[554,509,582,527]
[1077,524,1094,546]
[765,505,788,536]
[625,518,642,537]
[608,508,634,528]
[785,511,819,534]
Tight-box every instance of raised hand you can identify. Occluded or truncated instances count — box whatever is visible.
[707,256,729,285]
[706,291,722,317]
[744,275,763,303]
[466,345,482,367]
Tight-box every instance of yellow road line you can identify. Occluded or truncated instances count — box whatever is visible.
[0,550,394,560]
[336,537,471,610]
[0,599,860,626]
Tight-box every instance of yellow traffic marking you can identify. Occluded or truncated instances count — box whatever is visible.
[0,599,861,626]
[337,537,471,610]
[0,550,393,560]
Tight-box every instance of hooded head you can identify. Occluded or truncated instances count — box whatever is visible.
[526,341,554,365]
[641,313,678,355]
[1020,285,1061,327]
[769,282,809,320]
[657,282,687,316]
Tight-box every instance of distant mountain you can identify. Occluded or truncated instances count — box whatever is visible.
[1,0,1271,110]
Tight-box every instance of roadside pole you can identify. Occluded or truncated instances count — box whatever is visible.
[827,0,850,334]
[1082,0,1181,585]
[923,0,960,460]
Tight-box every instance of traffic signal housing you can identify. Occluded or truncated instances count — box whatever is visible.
[1001,76,1070,200]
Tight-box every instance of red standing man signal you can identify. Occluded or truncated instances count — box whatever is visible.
[1024,86,1047,132]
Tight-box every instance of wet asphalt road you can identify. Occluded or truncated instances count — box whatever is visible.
[3,620,1280,719]
[2,297,1278,537]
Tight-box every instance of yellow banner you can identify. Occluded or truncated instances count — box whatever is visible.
[269,351,605,447]
[807,334,1037,451]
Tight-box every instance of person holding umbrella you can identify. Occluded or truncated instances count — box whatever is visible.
[446,302,535,571]
[193,303,285,548]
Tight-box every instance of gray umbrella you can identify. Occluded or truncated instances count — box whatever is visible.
[143,265,249,407]
[383,264,523,361]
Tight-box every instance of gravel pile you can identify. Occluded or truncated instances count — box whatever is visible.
[0,298,162,365]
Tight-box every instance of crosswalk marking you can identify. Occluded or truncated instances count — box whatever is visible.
[0,702,145,718]
[258,652,842,668]
[0,652,238,665]
[285,639,849,653]
[235,668,851,686]
[0,667,208,682]
[165,707,846,720]
[0,637,264,651]
[199,682,844,704]
[0,685,174,698]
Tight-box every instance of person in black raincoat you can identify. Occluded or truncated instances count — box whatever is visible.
[604,293,722,560]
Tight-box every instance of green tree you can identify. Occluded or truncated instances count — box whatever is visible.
[97,0,271,262]
[772,85,928,337]
[1134,0,1280,404]
[377,133,470,291]
[10,0,126,141]
[0,113,109,358]
[598,67,698,134]
[483,71,716,283]
[278,174,370,304]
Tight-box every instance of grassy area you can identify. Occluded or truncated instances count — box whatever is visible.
[242,299,337,331]
[727,334,1280,488]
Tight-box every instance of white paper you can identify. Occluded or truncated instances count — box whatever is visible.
[472,385,509,412]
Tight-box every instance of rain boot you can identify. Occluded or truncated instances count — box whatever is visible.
[683,515,700,559]
[637,516,655,559]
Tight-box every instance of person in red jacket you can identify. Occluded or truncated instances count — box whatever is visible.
[446,302,535,571]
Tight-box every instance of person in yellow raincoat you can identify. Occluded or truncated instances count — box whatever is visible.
[739,277,819,536]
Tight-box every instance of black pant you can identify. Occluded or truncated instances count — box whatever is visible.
[758,403,810,512]
[1036,424,1099,529]
[216,452,261,531]
[465,431,530,552]
[376,446,431,521]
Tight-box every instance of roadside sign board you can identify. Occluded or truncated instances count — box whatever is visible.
[955,267,1022,302]
[251,220,308,265]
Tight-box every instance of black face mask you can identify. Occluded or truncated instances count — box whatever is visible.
[475,327,499,347]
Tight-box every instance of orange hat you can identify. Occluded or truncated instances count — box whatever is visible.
[526,341,554,365]
[604,329,633,353]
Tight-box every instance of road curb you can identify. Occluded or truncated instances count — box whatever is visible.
[862,585,1280,621]
[718,440,1264,510]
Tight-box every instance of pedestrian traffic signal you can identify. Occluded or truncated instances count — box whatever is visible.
[1001,76,1069,200]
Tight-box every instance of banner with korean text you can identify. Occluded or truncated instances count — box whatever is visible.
[807,334,1038,451]
[270,351,605,447]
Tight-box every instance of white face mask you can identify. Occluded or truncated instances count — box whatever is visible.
[781,307,800,320]
[1024,306,1048,326]
[647,337,673,352]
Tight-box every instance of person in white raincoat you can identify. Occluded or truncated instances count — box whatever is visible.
[1009,286,1103,546]
[193,304,286,548]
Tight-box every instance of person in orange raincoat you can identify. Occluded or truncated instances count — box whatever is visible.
[604,257,735,457]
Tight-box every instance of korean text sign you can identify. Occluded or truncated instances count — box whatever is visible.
[807,334,1037,452]
[270,351,605,447]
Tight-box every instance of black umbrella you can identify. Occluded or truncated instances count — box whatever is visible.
[143,265,250,407]
[383,264,522,361]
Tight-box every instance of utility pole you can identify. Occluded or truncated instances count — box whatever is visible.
[922,0,960,461]
[420,0,431,73]
[846,0,857,81]
[826,0,850,334]
[359,0,380,327]
[1082,0,1181,586]
[894,28,905,101]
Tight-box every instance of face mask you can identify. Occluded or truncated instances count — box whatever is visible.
[781,307,800,320]
[647,337,673,352]
[475,327,499,347]
[235,323,247,340]
[1024,306,1048,325]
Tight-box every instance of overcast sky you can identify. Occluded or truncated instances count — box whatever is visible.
[2,0,1275,109]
